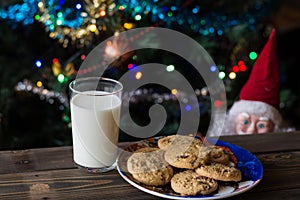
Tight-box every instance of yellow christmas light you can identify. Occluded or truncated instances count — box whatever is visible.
[38,2,44,8]
[135,71,142,80]
[229,72,237,80]
[37,0,119,48]
[171,89,178,95]
[124,23,134,29]
[37,81,43,87]
[89,24,97,32]
[99,10,106,17]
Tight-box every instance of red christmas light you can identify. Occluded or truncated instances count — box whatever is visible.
[232,65,239,72]
[239,64,247,71]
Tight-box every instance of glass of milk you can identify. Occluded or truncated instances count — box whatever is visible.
[69,77,122,172]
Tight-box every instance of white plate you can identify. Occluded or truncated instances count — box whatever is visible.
[117,137,263,199]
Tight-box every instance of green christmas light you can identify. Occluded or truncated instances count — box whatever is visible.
[218,65,225,71]
[56,19,63,26]
[34,15,40,21]
[218,71,226,79]
[249,51,257,60]
[63,115,70,123]
[57,12,63,18]
[134,15,142,21]
[166,64,175,72]
[57,74,65,83]
[49,24,55,31]
[200,19,206,25]
[134,6,141,13]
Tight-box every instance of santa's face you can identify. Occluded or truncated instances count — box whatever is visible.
[235,112,275,135]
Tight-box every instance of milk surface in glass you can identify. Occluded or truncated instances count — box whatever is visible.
[70,91,121,168]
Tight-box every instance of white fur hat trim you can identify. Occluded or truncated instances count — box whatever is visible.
[228,100,282,125]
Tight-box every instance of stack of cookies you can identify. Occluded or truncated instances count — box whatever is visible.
[126,135,242,196]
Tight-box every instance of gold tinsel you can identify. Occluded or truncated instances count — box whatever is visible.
[37,0,124,48]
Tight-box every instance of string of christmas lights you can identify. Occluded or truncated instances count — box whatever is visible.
[1,0,272,48]
[36,0,123,48]
[0,0,38,27]
[0,0,268,85]
[14,78,211,119]
[2,0,267,106]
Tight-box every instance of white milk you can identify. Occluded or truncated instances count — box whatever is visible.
[70,91,121,168]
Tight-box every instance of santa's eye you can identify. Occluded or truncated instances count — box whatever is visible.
[243,120,249,125]
[258,123,265,129]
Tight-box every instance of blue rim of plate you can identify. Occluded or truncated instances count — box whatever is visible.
[116,136,263,200]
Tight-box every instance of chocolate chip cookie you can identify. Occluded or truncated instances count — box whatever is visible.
[127,147,173,186]
[164,142,210,169]
[195,163,242,182]
[171,170,218,196]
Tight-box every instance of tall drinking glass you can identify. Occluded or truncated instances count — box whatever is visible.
[69,77,122,172]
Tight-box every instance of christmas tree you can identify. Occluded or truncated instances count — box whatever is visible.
[0,0,298,149]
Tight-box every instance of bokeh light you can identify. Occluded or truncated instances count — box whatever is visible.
[124,23,134,29]
[185,105,192,111]
[249,51,258,60]
[36,81,43,87]
[57,74,65,83]
[89,24,97,32]
[166,64,175,72]
[128,63,135,69]
[210,65,217,72]
[218,71,226,79]
[232,65,239,72]
[229,72,237,79]
[35,60,42,68]
[135,71,142,80]
[99,10,106,17]
[75,3,82,10]
[171,89,177,95]
[239,64,247,71]
[214,100,223,107]
[134,15,142,21]
[52,58,59,63]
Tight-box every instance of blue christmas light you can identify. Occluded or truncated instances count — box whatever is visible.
[170,6,177,11]
[192,6,200,14]
[0,0,273,46]
[35,60,42,68]
[152,7,158,15]
[185,105,192,112]
[210,65,217,72]
[158,13,164,20]
[75,3,82,10]
[118,0,271,37]
[162,6,168,12]
[0,0,38,26]
[145,5,151,12]
[178,19,184,25]
[217,30,223,36]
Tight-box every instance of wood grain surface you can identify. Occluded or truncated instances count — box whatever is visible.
[0,132,299,199]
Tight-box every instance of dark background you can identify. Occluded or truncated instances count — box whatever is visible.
[0,0,300,150]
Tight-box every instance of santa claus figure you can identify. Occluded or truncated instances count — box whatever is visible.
[224,29,283,135]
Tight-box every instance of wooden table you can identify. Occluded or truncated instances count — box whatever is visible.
[0,132,299,199]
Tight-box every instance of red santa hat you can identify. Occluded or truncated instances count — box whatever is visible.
[228,29,282,126]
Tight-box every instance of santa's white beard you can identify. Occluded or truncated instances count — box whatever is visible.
[236,129,251,135]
